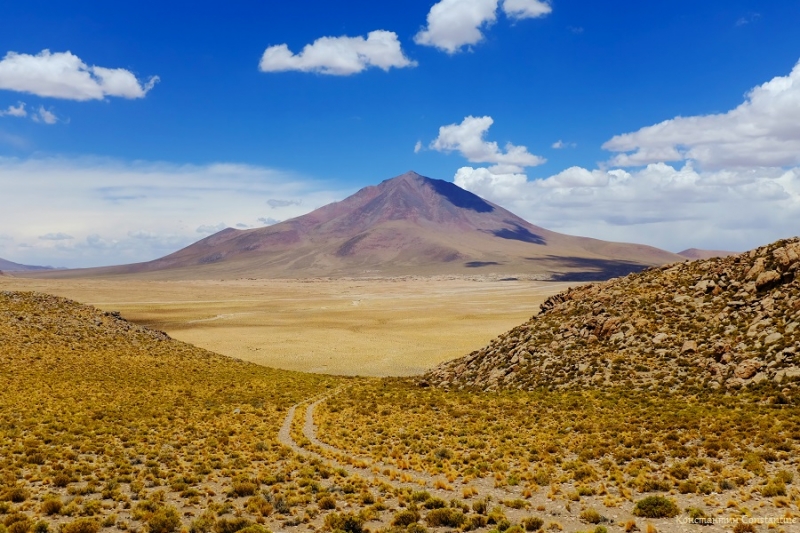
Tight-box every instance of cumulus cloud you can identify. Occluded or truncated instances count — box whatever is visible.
[603,59,800,169]
[0,50,159,101]
[453,162,800,252]
[414,140,423,153]
[0,158,347,268]
[259,31,416,75]
[0,102,26,117]
[502,0,552,20]
[430,115,545,173]
[414,0,499,54]
[414,0,551,53]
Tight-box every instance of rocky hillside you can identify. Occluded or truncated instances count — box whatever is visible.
[426,237,800,393]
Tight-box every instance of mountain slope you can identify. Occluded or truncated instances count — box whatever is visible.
[0,257,54,272]
[425,237,800,393]
[31,171,683,280]
[678,248,738,260]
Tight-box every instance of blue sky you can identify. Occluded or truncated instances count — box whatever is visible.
[1,1,800,267]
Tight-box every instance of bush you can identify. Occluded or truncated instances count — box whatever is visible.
[391,510,420,527]
[214,518,253,533]
[147,507,181,533]
[732,524,756,533]
[230,481,258,498]
[522,517,544,532]
[760,483,786,497]
[422,498,446,510]
[632,496,679,518]
[2,489,28,504]
[580,509,603,524]
[59,519,100,533]
[318,496,337,510]
[41,498,63,516]
[425,508,465,528]
[323,512,364,533]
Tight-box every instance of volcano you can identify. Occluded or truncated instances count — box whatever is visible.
[33,171,683,279]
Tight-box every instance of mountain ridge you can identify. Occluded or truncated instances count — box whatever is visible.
[23,171,684,280]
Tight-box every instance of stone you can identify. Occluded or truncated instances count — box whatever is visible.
[652,333,669,344]
[681,340,698,354]
[755,270,781,290]
[751,372,768,384]
[734,359,763,380]
[764,332,783,345]
[746,258,765,280]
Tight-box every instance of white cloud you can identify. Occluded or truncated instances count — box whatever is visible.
[430,115,545,173]
[0,50,159,101]
[414,0,499,54]
[414,0,552,53]
[603,59,800,169]
[266,198,301,208]
[257,217,281,226]
[196,223,227,235]
[501,0,552,20]
[0,157,348,268]
[32,106,57,124]
[551,139,575,149]
[453,162,800,252]
[0,102,26,117]
[414,140,423,153]
[259,31,416,75]
[39,232,73,241]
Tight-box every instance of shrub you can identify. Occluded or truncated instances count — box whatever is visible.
[59,519,100,533]
[32,523,48,533]
[323,512,364,533]
[318,496,336,511]
[424,508,465,528]
[41,498,63,516]
[214,518,253,533]
[230,481,258,498]
[391,510,419,527]
[522,517,544,531]
[760,483,786,497]
[732,524,756,533]
[2,489,28,504]
[632,496,679,518]
[147,507,181,533]
[422,497,446,510]
[580,509,603,524]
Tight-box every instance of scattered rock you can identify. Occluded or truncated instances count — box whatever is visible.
[425,237,800,392]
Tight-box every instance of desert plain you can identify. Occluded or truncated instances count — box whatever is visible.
[0,275,569,376]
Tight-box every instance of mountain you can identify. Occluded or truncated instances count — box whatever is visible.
[425,237,800,393]
[678,248,738,260]
[0,257,55,272]
[30,171,683,280]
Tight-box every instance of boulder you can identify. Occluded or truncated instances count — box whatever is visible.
[734,359,763,380]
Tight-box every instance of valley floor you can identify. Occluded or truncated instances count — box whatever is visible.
[0,276,568,376]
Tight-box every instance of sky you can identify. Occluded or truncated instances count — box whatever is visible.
[1,0,800,268]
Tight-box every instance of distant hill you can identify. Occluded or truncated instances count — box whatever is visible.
[28,171,683,280]
[426,237,800,392]
[678,248,738,260]
[0,257,55,272]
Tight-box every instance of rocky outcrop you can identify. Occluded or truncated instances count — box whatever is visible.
[426,238,800,392]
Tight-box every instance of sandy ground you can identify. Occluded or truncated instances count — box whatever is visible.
[0,276,569,376]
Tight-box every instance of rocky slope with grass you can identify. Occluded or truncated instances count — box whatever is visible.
[426,237,800,393]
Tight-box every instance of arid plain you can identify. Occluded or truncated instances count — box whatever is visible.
[0,275,569,376]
